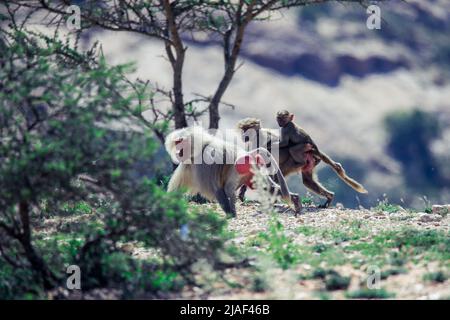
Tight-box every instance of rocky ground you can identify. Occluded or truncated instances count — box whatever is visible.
[173,202,450,300]
[39,201,449,300]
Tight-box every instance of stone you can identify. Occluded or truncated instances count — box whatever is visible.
[390,212,403,219]
[336,203,344,210]
[418,212,443,222]
[432,205,450,216]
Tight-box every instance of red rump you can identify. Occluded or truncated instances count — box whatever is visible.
[235,153,266,189]
[301,151,316,172]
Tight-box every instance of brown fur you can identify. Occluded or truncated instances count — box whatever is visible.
[238,116,368,208]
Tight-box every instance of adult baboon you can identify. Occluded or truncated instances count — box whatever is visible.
[165,126,301,216]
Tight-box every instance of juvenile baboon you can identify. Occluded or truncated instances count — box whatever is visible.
[165,126,301,216]
[237,112,368,208]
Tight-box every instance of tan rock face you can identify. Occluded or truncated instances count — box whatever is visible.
[432,205,450,216]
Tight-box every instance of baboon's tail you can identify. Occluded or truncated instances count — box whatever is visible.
[318,151,368,194]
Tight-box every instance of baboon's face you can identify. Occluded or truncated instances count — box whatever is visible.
[277,116,289,127]
[175,138,184,158]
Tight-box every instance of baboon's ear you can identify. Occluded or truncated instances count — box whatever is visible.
[290,114,294,121]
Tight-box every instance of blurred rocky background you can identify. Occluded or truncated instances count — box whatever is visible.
[84,0,450,209]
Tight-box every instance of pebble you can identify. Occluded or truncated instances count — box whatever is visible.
[336,203,345,210]
[414,284,424,292]
[389,212,404,219]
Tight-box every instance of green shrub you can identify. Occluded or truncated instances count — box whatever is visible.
[251,275,269,293]
[325,273,351,291]
[311,268,336,279]
[346,288,395,299]
[0,27,228,299]
[375,198,401,213]
[301,196,314,206]
[258,216,300,269]
[309,268,350,291]
[296,225,316,237]
[312,243,330,253]
[384,110,443,190]
[388,252,407,267]
[423,271,448,283]
[380,267,407,279]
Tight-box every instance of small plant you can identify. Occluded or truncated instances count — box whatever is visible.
[380,267,408,279]
[375,196,401,213]
[62,201,93,215]
[424,207,433,214]
[348,228,450,264]
[315,291,331,300]
[324,229,351,244]
[246,236,263,248]
[253,169,300,269]
[311,268,336,279]
[325,273,351,291]
[258,216,300,269]
[251,275,269,293]
[423,271,448,283]
[148,270,185,292]
[421,196,433,214]
[392,229,450,254]
[312,243,330,253]
[296,225,316,237]
[346,288,395,299]
[309,268,350,291]
[388,252,406,267]
[301,196,314,206]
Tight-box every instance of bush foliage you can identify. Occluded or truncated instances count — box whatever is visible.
[0,27,228,299]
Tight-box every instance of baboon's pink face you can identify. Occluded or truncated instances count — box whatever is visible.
[175,138,185,158]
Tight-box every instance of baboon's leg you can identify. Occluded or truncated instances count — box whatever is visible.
[301,171,334,208]
[215,188,234,216]
[266,182,302,215]
[290,193,302,215]
[250,147,302,215]
[225,183,237,217]
[238,185,247,202]
[229,196,236,217]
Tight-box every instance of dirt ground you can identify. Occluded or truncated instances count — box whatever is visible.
[40,201,449,300]
[173,202,450,300]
